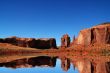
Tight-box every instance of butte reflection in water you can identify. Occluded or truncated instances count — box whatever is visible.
[0,55,110,73]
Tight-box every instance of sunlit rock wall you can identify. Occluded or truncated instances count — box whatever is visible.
[75,23,110,46]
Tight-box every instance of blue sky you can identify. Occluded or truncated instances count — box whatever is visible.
[0,0,110,45]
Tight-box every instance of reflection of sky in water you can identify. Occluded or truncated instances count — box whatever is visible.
[0,59,79,73]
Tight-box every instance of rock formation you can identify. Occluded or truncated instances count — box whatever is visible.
[75,60,91,73]
[1,22,110,49]
[0,36,57,49]
[91,61,110,73]
[0,56,56,68]
[61,34,70,48]
[74,23,110,46]
[60,57,70,71]
[73,60,110,73]
[71,57,110,73]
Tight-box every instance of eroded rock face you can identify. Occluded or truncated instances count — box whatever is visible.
[61,34,70,48]
[1,36,57,49]
[75,23,110,46]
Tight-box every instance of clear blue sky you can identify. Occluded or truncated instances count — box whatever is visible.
[0,0,110,45]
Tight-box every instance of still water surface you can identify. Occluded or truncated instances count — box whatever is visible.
[0,56,79,73]
[0,55,110,73]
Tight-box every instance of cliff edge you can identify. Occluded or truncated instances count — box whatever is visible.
[75,23,110,46]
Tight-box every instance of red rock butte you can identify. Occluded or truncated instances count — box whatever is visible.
[73,23,110,46]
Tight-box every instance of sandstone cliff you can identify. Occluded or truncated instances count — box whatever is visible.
[75,23,110,46]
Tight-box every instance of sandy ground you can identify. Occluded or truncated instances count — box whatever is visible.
[0,43,110,57]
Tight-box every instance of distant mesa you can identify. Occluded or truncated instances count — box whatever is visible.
[0,36,57,49]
